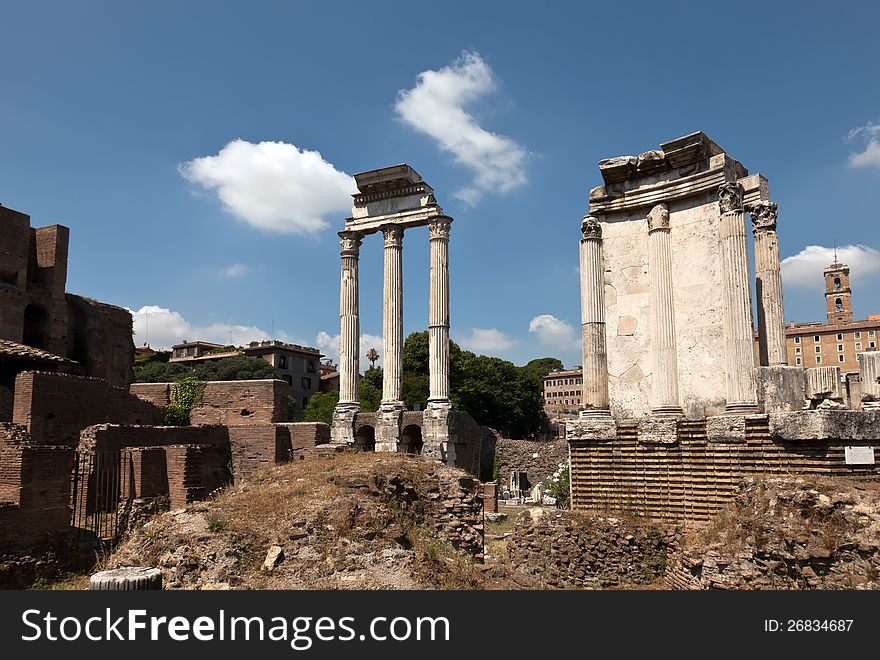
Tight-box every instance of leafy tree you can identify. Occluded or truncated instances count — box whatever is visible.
[304,391,339,424]
[134,350,171,366]
[192,355,275,381]
[134,361,191,383]
[358,378,382,412]
[521,357,565,385]
[366,347,380,368]
[362,366,383,392]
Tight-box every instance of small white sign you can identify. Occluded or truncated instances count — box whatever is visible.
[845,446,876,465]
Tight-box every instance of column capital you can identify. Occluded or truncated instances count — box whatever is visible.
[338,230,363,256]
[718,182,744,213]
[581,215,602,240]
[381,224,404,248]
[747,201,778,233]
[428,216,452,240]
[646,203,670,233]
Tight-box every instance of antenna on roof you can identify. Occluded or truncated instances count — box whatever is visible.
[833,238,838,264]
[271,319,275,340]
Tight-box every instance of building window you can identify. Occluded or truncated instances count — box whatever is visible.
[835,298,843,311]
[816,356,822,364]
[838,355,845,362]
[795,357,802,365]
[794,337,801,344]
[856,342,863,351]
[814,335,820,342]
[834,277,841,290]
[278,355,288,369]
[870,331,876,337]
[307,360,316,374]
[815,346,821,353]
[871,341,877,349]
[837,333,843,341]
[855,331,862,339]
[301,377,312,389]
[837,344,844,352]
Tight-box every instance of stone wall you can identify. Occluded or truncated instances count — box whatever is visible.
[495,437,568,491]
[129,382,172,408]
[13,371,161,446]
[570,415,880,524]
[507,508,679,588]
[77,423,229,454]
[189,379,288,426]
[65,294,134,388]
[164,444,230,508]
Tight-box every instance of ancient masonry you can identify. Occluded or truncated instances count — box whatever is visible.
[330,165,481,473]
[567,132,880,522]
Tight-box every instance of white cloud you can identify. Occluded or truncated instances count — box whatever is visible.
[528,314,580,350]
[457,327,517,354]
[179,139,356,234]
[129,305,310,350]
[846,120,880,168]
[315,330,384,372]
[395,51,527,204]
[222,263,248,277]
[781,244,880,289]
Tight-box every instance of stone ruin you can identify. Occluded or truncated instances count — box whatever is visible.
[329,164,482,474]
[567,131,880,523]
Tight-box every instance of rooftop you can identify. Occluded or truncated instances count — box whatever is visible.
[0,338,77,365]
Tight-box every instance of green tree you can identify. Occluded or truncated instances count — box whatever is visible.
[304,391,339,424]
[134,360,191,383]
[193,355,276,381]
[366,347,380,368]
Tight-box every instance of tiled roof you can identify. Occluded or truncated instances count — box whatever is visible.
[0,338,76,364]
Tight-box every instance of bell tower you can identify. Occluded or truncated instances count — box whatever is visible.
[824,259,852,324]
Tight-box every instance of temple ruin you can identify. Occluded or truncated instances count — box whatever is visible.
[329,165,481,471]
[568,132,880,522]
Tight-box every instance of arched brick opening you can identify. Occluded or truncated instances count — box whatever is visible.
[399,424,423,455]
[22,303,50,349]
[354,424,375,452]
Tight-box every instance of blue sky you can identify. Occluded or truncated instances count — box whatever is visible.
[2,1,879,369]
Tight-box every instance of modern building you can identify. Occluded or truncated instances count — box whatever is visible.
[169,339,322,413]
[783,259,880,372]
[543,368,583,420]
[319,360,340,392]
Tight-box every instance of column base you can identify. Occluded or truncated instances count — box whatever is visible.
[578,408,612,420]
[330,403,359,445]
[650,405,683,418]
[724,402,759,415]
[423,401,453,462]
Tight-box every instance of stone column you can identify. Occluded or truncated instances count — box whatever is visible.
[578,215,611,417]
[331,230,362,444]
[427,216,452,407]
[858,352,880,409]
[381,224,404,409]
[749,202,787,367]
[718,183,758,413]
[646,203,682,416]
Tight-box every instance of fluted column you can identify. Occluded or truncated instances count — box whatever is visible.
[337,231,362,408]
[428,216,452,405]
[718,183,758,413]
[646,203,682,416]
[858,352,880,409]
[748,202,787,366]
[579,215,611,416]
[381,225,404,409]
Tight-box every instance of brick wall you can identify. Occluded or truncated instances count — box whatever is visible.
[495,437,568,492]
[129,383,172,408]
[280,422,330,451]
[13,371,161,445]
[189,379,288,426]
[165,444,230,508]
[570,417,880,524]
[65,294,134,388]
[77,424,229,455]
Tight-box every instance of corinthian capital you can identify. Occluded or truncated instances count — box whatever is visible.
[747,201,778,232]
[428,216,452,240]
[339,230,363,256]
[381,224,404,248]
[581,215,602,239]
[647,203,670,232]
[718,182,744,213]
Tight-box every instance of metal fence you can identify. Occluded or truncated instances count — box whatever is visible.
[71,450,134,542]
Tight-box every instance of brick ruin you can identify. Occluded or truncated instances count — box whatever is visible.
[567,132,880,523]
[0,205,134,422]
[0,371,333,549]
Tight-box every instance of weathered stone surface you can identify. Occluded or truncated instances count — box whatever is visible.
[768,410,880,441]
[262,545,284,572]
[566,417,617,441]
[706,414,748,443]
[858,352,880,409]
[90,567,162,590]
[598,155,637,183]
[617,315,637,336]
[637,417,678,444]
[756,365,806,413]
[494,438,568,491]
[805,366,844,404]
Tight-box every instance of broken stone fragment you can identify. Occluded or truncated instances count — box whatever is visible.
[262,545,284,572]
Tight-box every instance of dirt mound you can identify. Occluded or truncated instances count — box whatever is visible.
[106,453,485,590]
[668,476,880,589]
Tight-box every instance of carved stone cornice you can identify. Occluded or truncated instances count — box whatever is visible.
[381,224,404,248]
[428,216,452,240]
[581,215,602,240]
[646,203,670,232]
[718,182,744,213]
[338,230,363,256]
[747,201,778,233]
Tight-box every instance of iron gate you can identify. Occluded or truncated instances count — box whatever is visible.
[71,450,134,542]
